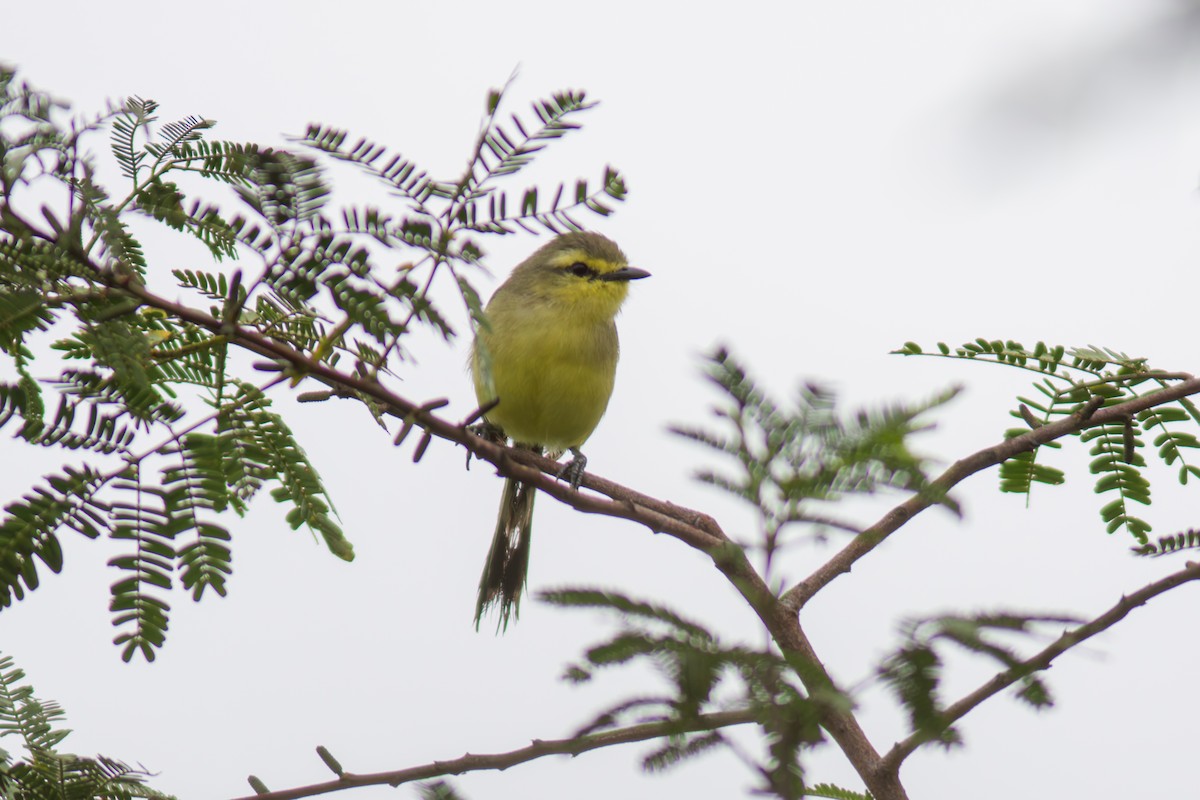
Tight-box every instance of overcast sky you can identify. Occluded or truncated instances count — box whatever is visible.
[4,1,1200,798]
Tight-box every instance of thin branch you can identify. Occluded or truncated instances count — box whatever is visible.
[50,242,1200,602]
[112,275,731,554]
[229,709,758,800]
[105,266,1200,800]
[878,560,1200,773]
[781,377,1200,611]
[63,243,1200,800]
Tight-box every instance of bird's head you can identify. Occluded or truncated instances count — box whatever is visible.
[506,232,649,320]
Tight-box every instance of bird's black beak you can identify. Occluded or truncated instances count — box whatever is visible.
[597,267,651,282]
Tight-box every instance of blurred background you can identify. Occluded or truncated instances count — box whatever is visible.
[3,1,1200,797]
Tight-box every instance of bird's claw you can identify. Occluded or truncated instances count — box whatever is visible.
[556,447,588,491]
[465,421,506,470]
[466,420,504,441]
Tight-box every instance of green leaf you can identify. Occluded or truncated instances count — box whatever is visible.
[805,784,875,800]
[224,382,350,560]
[108,470,175,662]
[0,466,109,609]
[0,289,56,355]
[675,348,958,532]
[0,647,177,796]
[110,96,158,181]
[541,588,713,640]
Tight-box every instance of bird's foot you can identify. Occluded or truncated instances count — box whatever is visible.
[465,421,506,470]
[556,447,588,491]
[466,420,505,442]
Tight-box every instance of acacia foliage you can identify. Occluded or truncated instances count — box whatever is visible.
[5,66,1200,800]
[0,67,626,662]
[897,340,1200,544]
[0,649,174,799]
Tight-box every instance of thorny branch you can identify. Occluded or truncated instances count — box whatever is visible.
[230,710,758,800]
[880,559,1200,771]
[781,380,1200,611]
[58,249,1200,800]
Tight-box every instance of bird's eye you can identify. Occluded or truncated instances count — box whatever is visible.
[567,262,595,278]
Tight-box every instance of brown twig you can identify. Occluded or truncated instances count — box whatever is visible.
[878,560,1200,775]
[782,377,1200,611]
[112,277,730,553]
[99,269,1200,800]
[229,709,758,800]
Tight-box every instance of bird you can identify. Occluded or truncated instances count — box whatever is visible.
[470,231,649,630]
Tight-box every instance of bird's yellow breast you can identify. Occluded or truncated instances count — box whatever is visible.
[473,299,620,451]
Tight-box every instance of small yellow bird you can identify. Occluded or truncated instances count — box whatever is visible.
[471,232,649,629]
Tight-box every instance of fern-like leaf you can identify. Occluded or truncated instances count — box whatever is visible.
[881,613,1075,748]
[295,125,439,206]
[0,653,70,752]
[1083,423,1152,542]
[997,430,1065,498]
[804,783,874,800]
[641,731,726,773]
[0,288,56,356]
[0,649,176,797]
[541,588,713,640]
[151,138,265,185]
[1138,406,1200,485]
[0,467,109,609]
[158,441,233,602]
[110,97,157,181]
[135,179,239,260]
[21,392,137,454]
[234,150,329,227]
[465,165,627,234]
[1131,528,1200,557]
[453,88,596,208]
[673,348,956,549]
[108,469,175,662]
[224,382,352,560]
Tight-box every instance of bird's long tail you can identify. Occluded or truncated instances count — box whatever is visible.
[475,475,536,631]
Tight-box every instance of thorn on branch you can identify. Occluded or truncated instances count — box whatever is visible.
[392,399,447,449]
[419,398,450,414]
[462,398,500,427]
[1075,395,1105,421]
[317,745,345,777]
[394,419,415,446]
[412,431,433,463]
[1018,404,1042,429]
[298,390,337,403]
[220,268,244,335]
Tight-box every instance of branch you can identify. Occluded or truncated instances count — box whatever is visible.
[109,269,886,797]
[879,559,1200,772]
[106,274,728,554]
[782,377,1200,610]
[230,709,757,800]
[78,253,1200,800]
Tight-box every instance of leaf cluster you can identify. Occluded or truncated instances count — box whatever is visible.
[673,348,958,573]
[1131,527,1200,557]
[0,650,174,799]
[0,65,626,660]
[878,612,1076,747]
[545,588,836,800]
[897,340,1200,543]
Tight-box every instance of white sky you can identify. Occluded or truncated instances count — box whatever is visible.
[4,1,1200,798]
